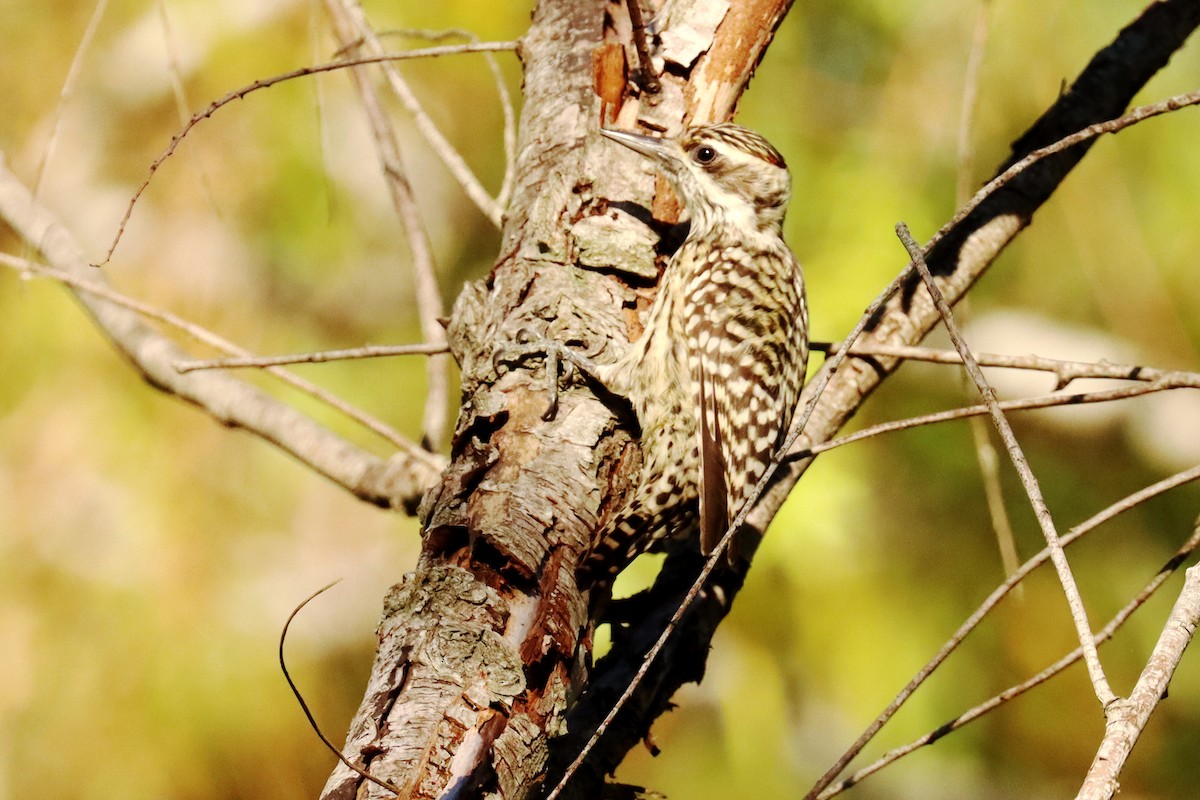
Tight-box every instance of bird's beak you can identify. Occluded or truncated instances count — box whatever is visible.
[600,128,674,164]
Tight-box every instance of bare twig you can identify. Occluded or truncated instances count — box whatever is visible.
[807,466,1200,799]
[175,342,450,372]
[326,0,450,451]
[805,378,1195,460]
[625,0,661,96]
[810,340,1200,388]
[96,40,518,266]
[899,221,1115,705]
[955,0,991,205]
[381,27,518,208]
[176,337,1200,386]
[329,1,506,227]
[818,522,1200,799]
[32,0,108,203]
[923,89,1200,266]
[953,0,1017,586]
[490,46,518,208]
[970,414,1022,580]
[2,253,426,455]
[279,581,402,797]
[0,171,445,509]
[156,0,220,217]
[1076,560,1200,799]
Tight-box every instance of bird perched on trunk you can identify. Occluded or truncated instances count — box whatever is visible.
[586,122,808,579]
[500,123,808,584]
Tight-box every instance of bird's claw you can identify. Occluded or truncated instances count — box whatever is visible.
[493,331,575,420]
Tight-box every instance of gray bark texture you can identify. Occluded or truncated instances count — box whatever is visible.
[318,1,1200,798]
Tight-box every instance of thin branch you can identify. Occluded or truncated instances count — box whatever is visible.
[970,414,1022,581]
[900,221,1115,705]
[490,45,518,208]
[807,466,1200,799]
[381,27,518,208]
[805,379,1195,460]
[625,0,661,95]
[96,40,518,266]
[326,0,450,451]
[3,254,231,349]
[954,0,1017,587]
[2,254,425,456]
[810,340,1200,389]
[0,169,444,509]
[329,1,506,227]
[1076,559,1200,800]
[279,581,403,797]
[175,342,450,372]
[32,0,108,203]
[309,1,342,228]
[156,0,221,218]
[922,88,1200,266]
[955,0,991,206]
[819,521,1200,799]
[178,338,1200,386]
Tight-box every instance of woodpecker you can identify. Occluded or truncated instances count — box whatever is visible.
[497,123,807,583]
[575,123,809,581]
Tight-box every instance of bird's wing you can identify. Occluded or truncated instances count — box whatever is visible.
[696,364,730,554]
[696,338,782,555]
[692,254,808,558]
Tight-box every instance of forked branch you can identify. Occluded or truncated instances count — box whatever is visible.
[900,221,1115,705]
[0,163,443,511]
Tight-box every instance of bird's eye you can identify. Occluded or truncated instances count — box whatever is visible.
[693,146,717,164]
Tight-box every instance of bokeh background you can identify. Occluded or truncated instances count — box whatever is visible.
[2,1,1200,798]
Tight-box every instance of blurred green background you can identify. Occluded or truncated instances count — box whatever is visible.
[2,1,1199,798]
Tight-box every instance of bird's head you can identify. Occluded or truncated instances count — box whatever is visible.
[601,123,791,235]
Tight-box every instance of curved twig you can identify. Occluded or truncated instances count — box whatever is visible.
[96,40,518,266]
[2,254,430,457]
[326,5,506,227]
[279,581,403,797]
[175,342,450,372]
[379,27,518,208]
[804,379,1196,459]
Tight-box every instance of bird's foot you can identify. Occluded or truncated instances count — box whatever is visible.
[493,329,603,420]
